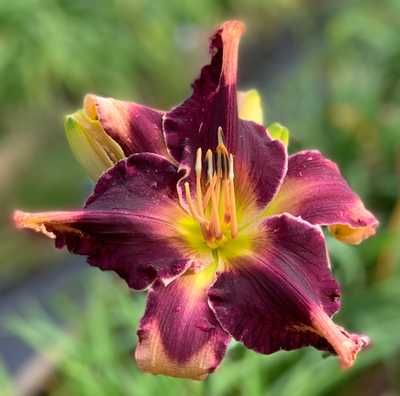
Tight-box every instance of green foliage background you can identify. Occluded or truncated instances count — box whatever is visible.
[0,0,399,395]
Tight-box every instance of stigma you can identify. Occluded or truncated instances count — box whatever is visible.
[182,128,238,247]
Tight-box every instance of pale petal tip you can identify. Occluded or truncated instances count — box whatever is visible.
[12,210,56,239]
[329,222,378,245]
[220,20,246,37]
[83,94,98,119]
[311,308,369,369]
[134,336,210,381]
[338,339,362,369]
[13,210,26,229]
[338,333,370,369]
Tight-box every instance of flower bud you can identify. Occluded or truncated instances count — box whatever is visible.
[237,89,263,124]
[267,122,290,147]
[65,99,125,180]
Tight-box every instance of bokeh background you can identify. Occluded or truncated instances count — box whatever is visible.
[1,0,399,395]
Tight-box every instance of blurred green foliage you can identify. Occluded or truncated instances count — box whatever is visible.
[0,0,399,394]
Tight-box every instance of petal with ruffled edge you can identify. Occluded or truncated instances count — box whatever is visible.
[135,265,230,380]
[84,94,172,160]
[14,154,201,290]
[163,21,287,209]
[209,214,370,368]
[265,150,378,244]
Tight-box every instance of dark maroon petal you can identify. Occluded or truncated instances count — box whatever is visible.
[209,214,369,368]
[14,154,192,290]
[164,21,244,161]
[234,121,287,208]
[163,21,287,208]
[265,150,378,244]
[135,267,230,380]
[85,94,172,159]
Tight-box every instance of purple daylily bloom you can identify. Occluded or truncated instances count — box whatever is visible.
[14,20,378,380]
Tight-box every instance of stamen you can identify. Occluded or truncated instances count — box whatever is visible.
[217,150,222,178]
[217,128,229,155]
[210,180,222,239]
[222,154,229,179]
[184,182,205,224]
[219,178,226,220]
[195,147,202,176]
[223,179,231,223]
[228,153,234,181]
[215,176,221,208]
[206,149,213,182]
[217,127,224,147]
[195,148,204,216]
[203,174,217,210]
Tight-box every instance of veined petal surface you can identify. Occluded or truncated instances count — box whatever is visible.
[265,150,378,244]
[209,214,369,368]
[163,21,287,209]
[135,266,230,380]
[14,154,197,290]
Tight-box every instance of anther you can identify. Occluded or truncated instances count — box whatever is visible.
[217,127,224,147]
[228,154,234,181]
[195,147,202,175]
[206,149,213,182]
[195,148,204,216]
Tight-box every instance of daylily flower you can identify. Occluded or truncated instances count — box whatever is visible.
[14,20,378,380]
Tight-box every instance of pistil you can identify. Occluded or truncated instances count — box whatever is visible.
[182,130,239,245]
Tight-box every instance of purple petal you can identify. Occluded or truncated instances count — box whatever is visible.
[164,21,244,160]
[135,267,230,380]
[85,94,172,159]
[163,21,287,208]
[266,150,378,244]
[14,154,192,290]
[234,121,287,208]
[209,214,369,368]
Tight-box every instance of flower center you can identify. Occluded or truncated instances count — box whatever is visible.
[182,128,238,249]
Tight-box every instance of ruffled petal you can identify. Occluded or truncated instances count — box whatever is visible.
[163,20,287,209]
[209,214,369,368]
[135,266,230,380]
[84,94,172,159]
[14,154,195,290]
[265,150,378,244]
